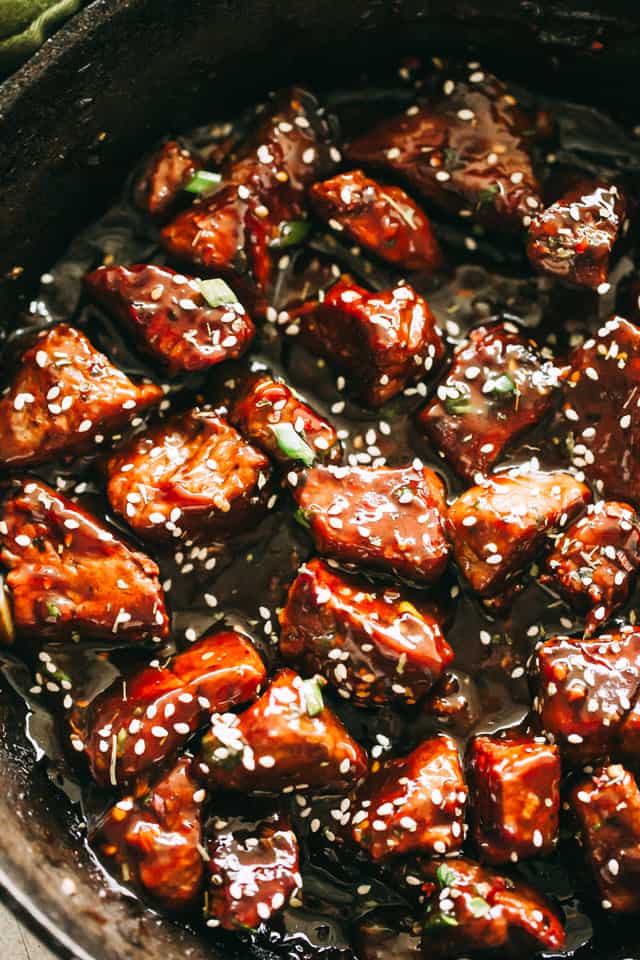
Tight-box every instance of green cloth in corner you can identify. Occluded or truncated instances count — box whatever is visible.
[0,0,82,74]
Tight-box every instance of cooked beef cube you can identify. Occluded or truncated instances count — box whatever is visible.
[294,464,450,583]
[230,373,341,468]
[447,471,590,596]
[0,324,161,469]
[107,408,272,541]
[352,735,466,861]
[309,169,443,273]
[205,814,301,929]
[85,264,255,376]
[199,668,367,795]
[541,500,640,637]
[279,558,453,706]
[468,735,560,864]
[134,140,201,220]
[92,757,204,910]
[419,857,564,956]
[536,627,640,762]
[347,68,542,233]
[84,630,265,786]
[527,182,626,288]
[571,763,640,912]
[562,316,640,504]
[295,280,445,407]
[0,479,168,643]
[419,322,564,482]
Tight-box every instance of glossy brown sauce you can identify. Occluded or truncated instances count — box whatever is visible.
[2,61,640,959]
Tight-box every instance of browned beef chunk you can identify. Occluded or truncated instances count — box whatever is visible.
[527,182,626,288]
[85,264,254,375]
[134,140,201,220]
[310,169,443,273]
[541,500,640,636]
[107,408,273,542]
[352,735,466,861]
[0,324,161,469]
[468,735,560,864]
[294,280,445,407]
[279,558,453,706]
[0,479,168,643]
[198,669,367,795]
[419,322,564,481]
[447,471,590,596]
[294,464,450,583]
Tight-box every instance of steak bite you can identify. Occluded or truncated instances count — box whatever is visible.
[468,735,560,864]
[571,763,640,912]
[347,67,542,233]
[0,479,168,643]
[541,500,640,637]
[85,264,255,376]
[536,627,640,763]
[199,668,367,795]
[309,169,443,273]
[351,735,467,861]
[107,408,272,541]
[418,322,564,482]
[205,814,301,930]
[447,471,590,596]
[92,757,204,911]
[562,316,640,505]
[294,464,450,583]
[279,558,453,706]
[419,857,564,956]
[295,280,445,407]
[134,140,201,220]
[229,373,341,468]
[527,182,626,289]
[0,324,162,470]
[84,631,265,786]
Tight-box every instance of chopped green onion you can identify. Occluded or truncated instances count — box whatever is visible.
[476,183,499,208]
[294,507,311,529]
[443,388,472,416]
[46,601,61,620]
[184,170,222,194]
[272,422,315,467]
[491,373,516,396]
[436,864,458,889]
[197,278,238,308]
[302,678,324,717]
[468,896,491,919]
[425,911,459,930]
[273,219,311,248]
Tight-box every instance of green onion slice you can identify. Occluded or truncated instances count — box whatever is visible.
[272,422,315,467]
[184,170,222,194]
[197,278,238,308]
[302,677,324,717]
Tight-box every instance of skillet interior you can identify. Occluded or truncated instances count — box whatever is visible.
[2,2,640,958]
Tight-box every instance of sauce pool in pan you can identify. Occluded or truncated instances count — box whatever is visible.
[2,54,640,959]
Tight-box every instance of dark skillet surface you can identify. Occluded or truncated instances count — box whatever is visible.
[3,4,640,960]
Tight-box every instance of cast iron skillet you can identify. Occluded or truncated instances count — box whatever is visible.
[2,2,640,958]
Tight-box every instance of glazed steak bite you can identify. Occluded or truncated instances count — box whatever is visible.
[0,479,168,643]
[205,814,301,930]
[562,316,640,504]
[107,408,272,541]
[134,140,201,220]
[296,280,445,408]
[294,464,450,583]
[84,631,265,786]
[419,857,564,956]
[541,500,640,637]
[447,470,590,596]
[85,264,255,375]
[279,559,453,706]
[309,169,443,273]
[536,627,640,763]
[199,669,367,795]
[419,322,564,482]
[468,735,560,864]
[0,323,161,469]
[230,373,341,468]
[571,764,640,912]
[351,735,467,861]
[347,66,542,233]
[527,182,626,289]
[93,757,204,910]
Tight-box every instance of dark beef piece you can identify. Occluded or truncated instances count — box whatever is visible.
[134,141,201,220]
